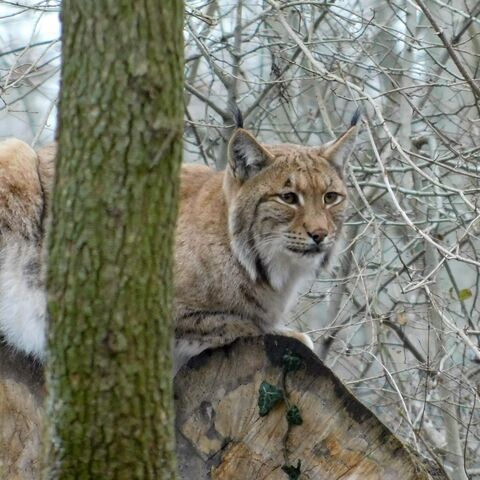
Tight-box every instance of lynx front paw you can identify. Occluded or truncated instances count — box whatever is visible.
[276,328,314,351]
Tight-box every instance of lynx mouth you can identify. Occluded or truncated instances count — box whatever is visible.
[286,245,322,256]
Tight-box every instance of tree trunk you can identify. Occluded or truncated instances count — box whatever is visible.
[45,2,183,478]
[175,335,448,480]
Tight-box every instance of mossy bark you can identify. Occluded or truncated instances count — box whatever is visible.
[45,2,183,478]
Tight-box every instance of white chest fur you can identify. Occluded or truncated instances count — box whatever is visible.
[0,239,46,359]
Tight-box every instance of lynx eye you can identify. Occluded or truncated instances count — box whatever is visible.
[324,192,341,205]
[280,192,299,205]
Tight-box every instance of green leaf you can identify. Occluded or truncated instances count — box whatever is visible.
[286,405,303,425]
[282,460,302,479]
[258,381,284,416]
[282,349,303,373]
[458,288,472,301]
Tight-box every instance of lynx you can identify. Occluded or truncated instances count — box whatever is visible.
[0,112,358,371]
[0,140,54,359]
[174,112,358,369]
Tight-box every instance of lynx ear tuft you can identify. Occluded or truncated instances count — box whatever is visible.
[323,123,358,173]
[350,107,361,127]
[229,102,244,129]
[228,129,273,182]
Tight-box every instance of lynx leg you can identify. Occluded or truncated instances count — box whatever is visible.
[174,313,264,374]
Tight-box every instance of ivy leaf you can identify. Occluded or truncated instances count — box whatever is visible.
[458,288,472,301]
[282,349,303,373]
[286,405,303,425]
[282,460,302,479]
[258,381,284,416]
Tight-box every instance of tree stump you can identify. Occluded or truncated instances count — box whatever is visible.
[0,344,44,480]
[175,335,447,480]
[0,335,448,479]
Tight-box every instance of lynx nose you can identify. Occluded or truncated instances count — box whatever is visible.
[307,228,327,245]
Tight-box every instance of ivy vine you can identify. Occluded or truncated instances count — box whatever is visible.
[257,349,305,480]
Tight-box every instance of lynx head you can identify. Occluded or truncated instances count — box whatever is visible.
[224,112,359,289]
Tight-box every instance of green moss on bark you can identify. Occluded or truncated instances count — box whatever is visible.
[45,2,183,478]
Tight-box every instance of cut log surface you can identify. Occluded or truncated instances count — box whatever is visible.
[175,335,447,480]
[0,344,44,480]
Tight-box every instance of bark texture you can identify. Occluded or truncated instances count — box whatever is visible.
[46,1,183,478]
[175,335,448,480]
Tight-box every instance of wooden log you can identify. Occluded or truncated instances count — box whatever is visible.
[175,335,447,480]
[0,334,448,479]
[0,343,44,480]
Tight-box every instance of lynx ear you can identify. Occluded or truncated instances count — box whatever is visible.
[228,129,273,182]
[323,110,360,173]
